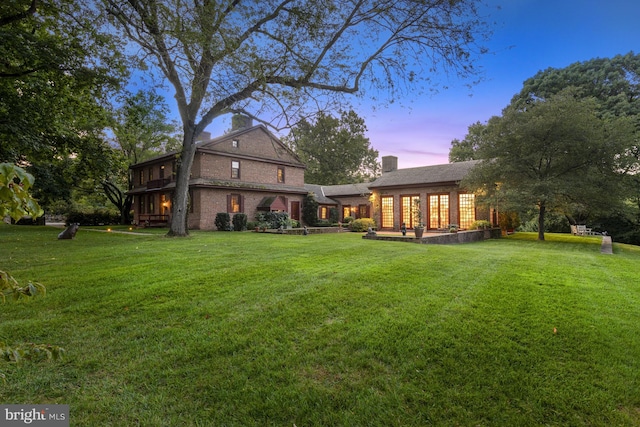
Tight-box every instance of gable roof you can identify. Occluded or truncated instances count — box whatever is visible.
[322,183,371,197]
[197,124,304,166]
[367,160,480,189]
[303,184,338,205]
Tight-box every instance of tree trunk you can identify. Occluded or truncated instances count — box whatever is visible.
[167,130,197,237]
[122,194,133,225]
[537,203,546,241]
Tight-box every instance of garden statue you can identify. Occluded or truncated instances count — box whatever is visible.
[57,223,79,240]
[401,222,407,236]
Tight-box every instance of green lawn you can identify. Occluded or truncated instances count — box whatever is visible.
[1,224,639,426]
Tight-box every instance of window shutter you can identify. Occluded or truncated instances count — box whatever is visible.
[226,194,231,212]
[240,195,245,213]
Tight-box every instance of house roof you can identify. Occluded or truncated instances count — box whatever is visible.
[303,184,338,205]
[323,183,371,197]
[367,160,480,188]
[129,124,304,169]
[197,124,305,167]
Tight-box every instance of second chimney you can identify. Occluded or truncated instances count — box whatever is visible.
[382,156,398,173]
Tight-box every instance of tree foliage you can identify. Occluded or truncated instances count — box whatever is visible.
[449,121,487,162]
[464,90,628,241]
[0,1,127,213]
[284,110,380,185]
[105,90,180,224]
[104,0,491,236]
[0,163,43,222]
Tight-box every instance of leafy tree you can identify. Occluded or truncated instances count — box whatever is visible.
[284,110,380,184]
[105,90,180,224]
[512,52,640,118]
[0,163,43,221]
[104,0,491,236]
[0,1,127,212]
[449,121,487,162]
[464,90,627,241]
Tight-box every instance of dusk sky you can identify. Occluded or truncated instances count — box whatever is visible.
[195,0,640,169]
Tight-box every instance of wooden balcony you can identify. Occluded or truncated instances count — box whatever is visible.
[146,178,172,189]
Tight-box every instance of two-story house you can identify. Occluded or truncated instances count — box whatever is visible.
[128,118,307,230]
[129,118,490,232]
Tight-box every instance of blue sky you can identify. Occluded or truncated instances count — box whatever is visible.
[195,1,640,168]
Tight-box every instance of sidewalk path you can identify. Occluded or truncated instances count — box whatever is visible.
[601,235,613,254]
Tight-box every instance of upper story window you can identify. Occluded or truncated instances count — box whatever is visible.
[148,167,153,181]
[159,164,165,179]
[232,139,239,148]
[231,161,240,179]
[139,170,144,185]
[277,166,285,183]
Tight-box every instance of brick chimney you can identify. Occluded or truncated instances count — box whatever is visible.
[382,156,398,173]
[231,114,253,131]
[195,131,211,142]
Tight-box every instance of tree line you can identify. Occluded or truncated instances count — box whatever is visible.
[449,53,640,243]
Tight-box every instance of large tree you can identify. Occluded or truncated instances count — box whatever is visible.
[284,110,379,185]
[449,121,487,162]
[1,0,126,212]
[104,0,491,236]
[105,90,180,224]
[464,89,629,241]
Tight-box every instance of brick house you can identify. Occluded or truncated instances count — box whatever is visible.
[366,156,488,231]
[128,120,307,230]
[129,121,488,231]
[304,183,372,222]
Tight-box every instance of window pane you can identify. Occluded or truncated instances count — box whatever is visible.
[231,161,240,178]
[381,196,394,228]
[230,195,241,213]
[459,194,475,229]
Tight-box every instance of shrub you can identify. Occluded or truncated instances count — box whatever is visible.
[329,207,339,223]
[256,212,291,229]
[66,208,120,226]
[350,218,376,232]
[232,213,247,231]
[215,213,231,231]
[470,220,492,230]
[302,193,318,226]
[343,216,355,224]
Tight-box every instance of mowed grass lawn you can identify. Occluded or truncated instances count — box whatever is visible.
[1,224,639,426]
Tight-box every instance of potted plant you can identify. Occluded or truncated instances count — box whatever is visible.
[449,225,458,233]
[413,199,425,238]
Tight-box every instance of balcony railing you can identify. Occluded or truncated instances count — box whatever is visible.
[146,178,172,189]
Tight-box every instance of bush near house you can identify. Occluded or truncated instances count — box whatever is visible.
[214,213,231,231]
[350,217,376,232]
[232,213,247,231]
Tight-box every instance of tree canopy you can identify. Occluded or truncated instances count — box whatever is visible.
[448,121,487,162]
[1,1,128,213]
[104,90,180,224]
[104,0,491,236]
[284,110,380,185]
[464,89,630,240]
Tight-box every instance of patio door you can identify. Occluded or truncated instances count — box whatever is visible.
[428,194,449,229]
[401,195,420,228]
